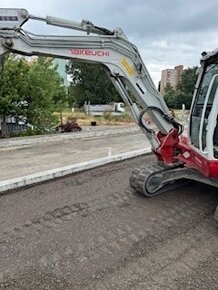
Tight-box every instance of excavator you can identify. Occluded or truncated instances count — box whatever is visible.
[0,9,217,215]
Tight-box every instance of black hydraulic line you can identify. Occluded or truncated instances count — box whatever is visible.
[136,82,145,94]
[138,109,155,134]
[93,25,114,35]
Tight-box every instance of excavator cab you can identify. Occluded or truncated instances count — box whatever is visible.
[190,56,218,161]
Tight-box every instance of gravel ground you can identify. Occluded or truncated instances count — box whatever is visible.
[0,155,217,289]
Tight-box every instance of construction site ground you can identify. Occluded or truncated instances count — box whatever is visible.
[0,155,217,289]
[0,125,217,289]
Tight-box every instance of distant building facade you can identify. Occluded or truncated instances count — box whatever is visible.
[160,65,183,94]
[53,58,69,87]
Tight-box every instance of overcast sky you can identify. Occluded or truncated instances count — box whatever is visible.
[1,0,218,85]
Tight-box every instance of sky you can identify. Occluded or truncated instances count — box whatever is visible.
[1,0,218,86]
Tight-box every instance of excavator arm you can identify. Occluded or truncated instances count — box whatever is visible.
[1,8,218,220]
[0,8,182,164]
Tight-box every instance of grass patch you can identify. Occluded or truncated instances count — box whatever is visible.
[53,110,134,126]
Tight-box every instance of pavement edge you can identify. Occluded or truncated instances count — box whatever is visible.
[0,148,151,194]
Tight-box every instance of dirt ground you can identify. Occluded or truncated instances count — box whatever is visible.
[0,155,217,289]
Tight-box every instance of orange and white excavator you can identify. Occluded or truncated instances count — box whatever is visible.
[0,9,217,214]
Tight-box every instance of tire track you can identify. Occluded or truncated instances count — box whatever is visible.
[0,154,217,289]
[1,188,214,289]
[0,190,133,245]
[83,216,218,290]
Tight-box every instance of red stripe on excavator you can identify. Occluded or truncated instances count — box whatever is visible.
[178,139,218,178]
[186,148,218,177]
[156,130,218,178]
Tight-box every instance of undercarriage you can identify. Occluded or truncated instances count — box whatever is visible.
[129,161,218,197]
[129,160,218,220]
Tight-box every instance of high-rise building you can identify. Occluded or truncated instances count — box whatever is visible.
[160,65,183,94]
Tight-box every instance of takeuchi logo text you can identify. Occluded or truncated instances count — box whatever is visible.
[69,49,110,57]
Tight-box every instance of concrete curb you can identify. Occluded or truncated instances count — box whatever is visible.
[0,148,151,193]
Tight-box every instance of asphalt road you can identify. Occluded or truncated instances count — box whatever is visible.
[0,155,217,289]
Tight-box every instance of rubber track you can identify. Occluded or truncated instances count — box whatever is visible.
[129,161,168,196]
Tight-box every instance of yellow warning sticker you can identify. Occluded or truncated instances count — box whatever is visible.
[120,58,136,76]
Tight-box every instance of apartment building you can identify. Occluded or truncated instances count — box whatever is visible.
[160,65,183,94]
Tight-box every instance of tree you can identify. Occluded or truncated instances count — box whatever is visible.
[25,57,66,132]
[53,85,69,128]
[0,55,30,137]
[66,61,121,107]
[0,55,67,137]
[176,66,198,109]
[177,67,198,95]
[163,66,198,109]
[163,83,176,108]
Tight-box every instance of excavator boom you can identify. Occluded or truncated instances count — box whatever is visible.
[0,8,181,158]
[0,8,217,200]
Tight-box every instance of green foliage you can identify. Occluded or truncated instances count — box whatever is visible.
[178,67,198,94]
[163,83,176,108]
[0,55,30,116]
[163,66,198,109]
[66,61,121,107]
[25,57,65,132]
[0,55,30,137]
[0,55,67,137]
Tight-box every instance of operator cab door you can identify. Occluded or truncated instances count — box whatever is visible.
[190,62,218,159]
